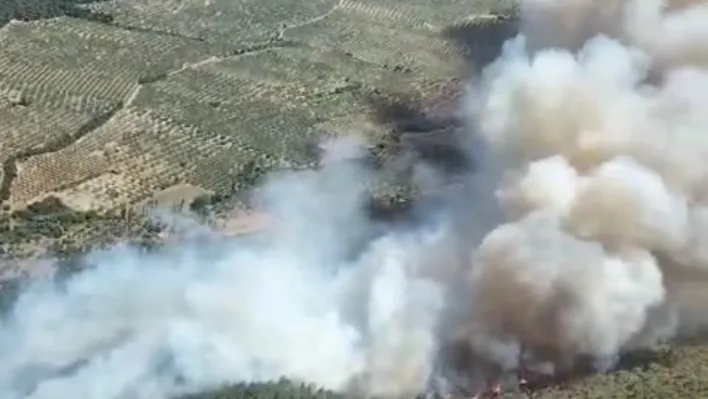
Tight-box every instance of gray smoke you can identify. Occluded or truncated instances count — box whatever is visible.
[463,0,708,377]
[4,0,708,398]
[0,137,466,399]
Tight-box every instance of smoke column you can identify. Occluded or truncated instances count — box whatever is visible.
[464,0,708,377]
[4,0,708,398]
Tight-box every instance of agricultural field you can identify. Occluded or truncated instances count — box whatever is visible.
[0,0,516,266]
[0,0,707,398]
[0,0,512,219]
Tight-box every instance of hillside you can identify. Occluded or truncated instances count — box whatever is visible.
[1,1,707,398]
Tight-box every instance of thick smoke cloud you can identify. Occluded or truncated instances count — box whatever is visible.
[466,0,708,378]
[0,138,464,399]
[4,0,708,398]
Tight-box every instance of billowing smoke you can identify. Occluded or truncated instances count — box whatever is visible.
[4,0,708,398]
[464,0,708,378]
[0,143,453,399]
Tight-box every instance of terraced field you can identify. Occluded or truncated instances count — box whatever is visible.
[0,0,515,217]
[2,1,708,398]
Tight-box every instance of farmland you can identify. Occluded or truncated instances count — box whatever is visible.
[0,0,706,398]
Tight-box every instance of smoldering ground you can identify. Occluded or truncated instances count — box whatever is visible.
[6,0,708,398]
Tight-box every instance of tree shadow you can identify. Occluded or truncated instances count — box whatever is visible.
[0,0,113,28]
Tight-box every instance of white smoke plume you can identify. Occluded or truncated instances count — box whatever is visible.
[4,0,708,398]
[464,0,708,377]
[0,134,473,399]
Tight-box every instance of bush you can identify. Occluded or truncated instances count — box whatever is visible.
[178,379,345,399]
